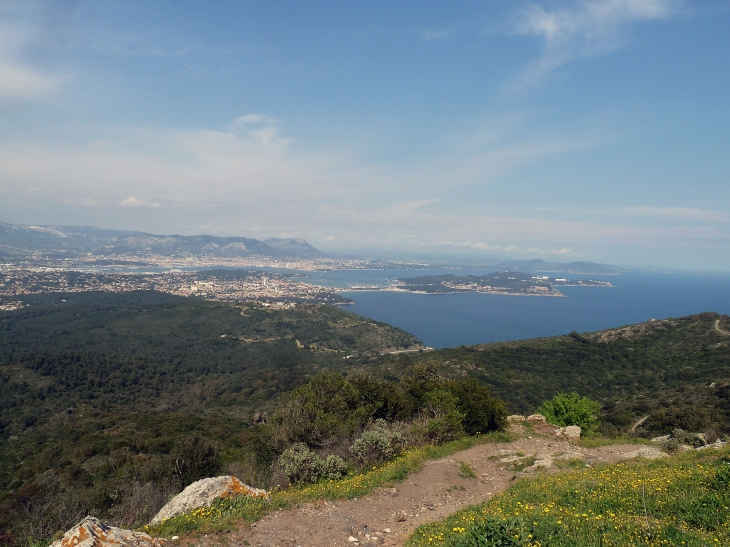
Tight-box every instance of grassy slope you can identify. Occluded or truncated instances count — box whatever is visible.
[407,447,730,547]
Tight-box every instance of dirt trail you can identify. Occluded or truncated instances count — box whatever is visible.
[195,429,654,547]
[715,318,730,336]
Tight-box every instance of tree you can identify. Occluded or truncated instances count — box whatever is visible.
[538,392,601,437]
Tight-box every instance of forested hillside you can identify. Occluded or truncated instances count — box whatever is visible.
[403,312,730,436]
[0,292,419,526]
[2,291,729,544]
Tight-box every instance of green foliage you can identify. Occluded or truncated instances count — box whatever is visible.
[449,378,507,435]
[406,312,730,437]
[349,419,403,465]
[458,461,477,480]
[419,389,465,444]
[277,443,348,484]
[171,435,222,487]
[641,405,714,436]
[453,518,528,547]
[537,392,601,436]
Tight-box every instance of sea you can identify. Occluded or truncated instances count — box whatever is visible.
[303,269,730,349]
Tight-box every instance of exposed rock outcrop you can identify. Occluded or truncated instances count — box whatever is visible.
[556,425,582,441]
[50,516,165,547]
[150,476,267,525]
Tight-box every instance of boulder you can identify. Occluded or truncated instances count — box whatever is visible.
[526,414,547,424]
[150,476,268,525]
[618,447,668,460]
[506,415,526,423]
[50,516,165,547]
[555,425,581,441]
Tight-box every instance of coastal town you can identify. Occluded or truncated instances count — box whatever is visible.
[0,265,348,305]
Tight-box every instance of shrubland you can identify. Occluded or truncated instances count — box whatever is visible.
[1,292,729,545]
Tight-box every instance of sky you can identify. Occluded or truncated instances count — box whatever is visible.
[0,1,729,270]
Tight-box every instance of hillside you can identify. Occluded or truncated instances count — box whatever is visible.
[400,312,730,436]
[0,292,419,510]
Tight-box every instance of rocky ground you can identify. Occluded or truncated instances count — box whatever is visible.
[175,423,664,547]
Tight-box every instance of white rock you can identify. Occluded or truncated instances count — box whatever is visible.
[50,516,166,547]
[150,476,268,524]
[562,425,581,441]
[618,447,668,460]
[526,414,547,424]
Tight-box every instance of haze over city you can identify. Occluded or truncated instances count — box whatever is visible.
[1,0,729,270]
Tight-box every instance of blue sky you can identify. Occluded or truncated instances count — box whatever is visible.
[0,1,729,270]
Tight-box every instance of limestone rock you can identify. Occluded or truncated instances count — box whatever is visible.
[555,425,581,441]
[150,476,268,525]
[50,516,165,547]
[526,414,547,424]
[618,447,668,460]
[506,415,525,423]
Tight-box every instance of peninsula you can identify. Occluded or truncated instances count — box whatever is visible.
[345,271,612,296]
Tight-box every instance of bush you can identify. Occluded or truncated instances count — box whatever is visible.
[537,392,600,437]
[349,419,403,465]
[318,455,349,482]
[418,389,465,444]
[270,372,366,448]
[277,443,348,484]
[642,405,714,436]
[171,435,221,487]
[449,379,507,435]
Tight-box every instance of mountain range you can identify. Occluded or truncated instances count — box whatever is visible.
[0,221,324,259]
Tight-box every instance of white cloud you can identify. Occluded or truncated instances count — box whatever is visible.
[0,61,60,99]
[0,10,64,100]
[510,0,679,90]
[120,197,161,209]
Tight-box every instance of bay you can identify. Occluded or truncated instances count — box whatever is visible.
[306,270,730,349]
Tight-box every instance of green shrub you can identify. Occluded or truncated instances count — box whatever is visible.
[537,392,600,437]
[349,419,403,465]
[419,389,465,444]
[277,443,348,484]
[171,435,221,487]
[318,455,349,482]
[449,378,507,435]
[642,405,714,435]
[453,517,528,546]
[270,372,367,448]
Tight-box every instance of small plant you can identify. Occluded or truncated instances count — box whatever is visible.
[349,419,403,466]
[277,443,348,484]
[537,392,601,437]
[458,461,477,479]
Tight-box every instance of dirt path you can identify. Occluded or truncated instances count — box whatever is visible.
[715,318,730,336]
[203,431,655,547]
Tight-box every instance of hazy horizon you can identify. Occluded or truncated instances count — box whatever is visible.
[1,1,729,271]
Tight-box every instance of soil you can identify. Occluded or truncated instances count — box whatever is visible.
[178,425,659,547]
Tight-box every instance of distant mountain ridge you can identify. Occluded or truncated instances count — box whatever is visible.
[491,259,625,275]
[0,221,325,259]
